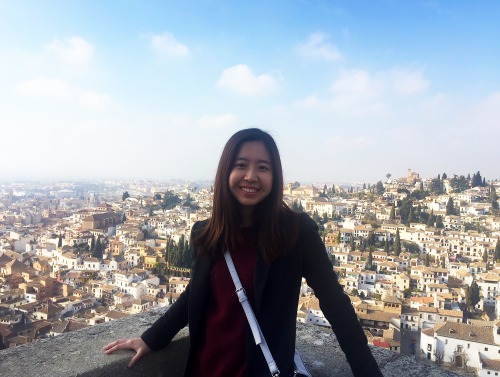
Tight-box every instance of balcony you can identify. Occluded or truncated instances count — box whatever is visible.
[0,307,461,376]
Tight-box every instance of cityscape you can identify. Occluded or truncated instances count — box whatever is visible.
[1,169,500,376]
[1,1,499,376]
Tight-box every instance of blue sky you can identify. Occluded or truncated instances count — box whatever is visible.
[1,1,499,184]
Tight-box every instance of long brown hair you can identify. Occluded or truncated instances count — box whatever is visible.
[193,128,299,262]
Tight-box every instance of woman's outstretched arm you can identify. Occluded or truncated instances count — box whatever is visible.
[103,337,152,368]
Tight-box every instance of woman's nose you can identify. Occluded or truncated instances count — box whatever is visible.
[245,167,258,181]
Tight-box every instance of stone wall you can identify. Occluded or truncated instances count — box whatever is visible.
[0,308,462,376]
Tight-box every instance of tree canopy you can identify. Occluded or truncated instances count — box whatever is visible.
[446,197,456,216]
[162,191,181,209]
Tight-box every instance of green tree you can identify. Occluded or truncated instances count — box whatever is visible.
[58,234,63,248]
[495,238,500,261]
[490,186,499,211]
[384,239,389,253]
[403,241,420,254]
[407,206,414,226]
[291,199,304,213]
[375,181,384,195]
[435,215,444,229]
[427,210,435,227]
[424,253,430,267]
[429,178,444,195]
[350,237,355,252]
[366,248,373,270]
[389,204,396,221]
[182,193,200,210]
[394,229,401,256]
[483,250,488,263]
[92,236,103,259]
[122,191,130,201]
[368,231,376,246]
[398,198,412,224]
[446,197,456,216]
[467,281,480,309]
[162,191,181,210]
[312,210,321,224]
[90,234,96,252]
[472,171,482,187]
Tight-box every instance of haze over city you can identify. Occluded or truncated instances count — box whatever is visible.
[0,1,499,183]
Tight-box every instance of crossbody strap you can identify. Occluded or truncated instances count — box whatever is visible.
[223,250,280,377]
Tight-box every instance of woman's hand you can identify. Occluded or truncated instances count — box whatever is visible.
[103,337,152,368]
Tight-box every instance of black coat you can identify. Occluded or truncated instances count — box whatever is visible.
[141,213,382,377]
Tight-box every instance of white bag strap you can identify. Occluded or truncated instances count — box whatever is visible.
[224,250,280,377]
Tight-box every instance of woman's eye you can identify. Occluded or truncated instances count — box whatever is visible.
[258,165,270,172]
[235,163,246,169]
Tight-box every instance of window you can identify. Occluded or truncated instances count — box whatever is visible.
[427,344,432,351]
[485,347,489,351]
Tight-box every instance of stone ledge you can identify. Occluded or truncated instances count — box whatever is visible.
[0,308,461,376]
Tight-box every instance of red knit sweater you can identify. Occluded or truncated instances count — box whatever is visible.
[191,227,257,377]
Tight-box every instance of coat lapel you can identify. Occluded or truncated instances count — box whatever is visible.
[253,250,270,313]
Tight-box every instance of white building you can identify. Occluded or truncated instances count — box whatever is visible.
[420,321,500,375]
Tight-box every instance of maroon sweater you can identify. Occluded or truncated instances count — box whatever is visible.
[191,227,257,377]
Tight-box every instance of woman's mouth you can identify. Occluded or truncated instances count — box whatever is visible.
[240,187,258,193]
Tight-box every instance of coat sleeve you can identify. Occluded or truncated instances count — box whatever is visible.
[140,221,202,351]
[300,214,383,377]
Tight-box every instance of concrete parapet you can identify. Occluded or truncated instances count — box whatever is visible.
[0,308,461,376]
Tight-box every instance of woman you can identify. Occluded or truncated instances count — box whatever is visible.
[104,128,382,376]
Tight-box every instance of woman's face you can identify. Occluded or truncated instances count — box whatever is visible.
[229,141,273,209]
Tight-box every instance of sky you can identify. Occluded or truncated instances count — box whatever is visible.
[0,1,499,184]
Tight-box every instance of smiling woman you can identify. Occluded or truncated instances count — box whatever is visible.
[104,128,383,377]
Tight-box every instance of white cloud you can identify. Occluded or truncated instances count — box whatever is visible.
[197,113,238,129]
[16,78,70,98]
[45,36,94,64]
[424,92,447,106]
[325,67,432,117]
[79,91,113,109]
[328,69,388,116]
[293,95,320,109]
[330,69,384,98]
[216,64,278,95]
[390,69,430,95]
[297,32,341,61]
[150,32,189,58]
